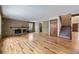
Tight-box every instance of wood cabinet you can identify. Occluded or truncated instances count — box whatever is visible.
[72,23,79,32]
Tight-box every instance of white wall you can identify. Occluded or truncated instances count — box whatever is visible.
[35,22,40,33]
[42,21,49,34]
[35,21,50,34]
[57,17,61,37]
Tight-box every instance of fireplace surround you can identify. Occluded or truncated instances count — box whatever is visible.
[10,27,29,35]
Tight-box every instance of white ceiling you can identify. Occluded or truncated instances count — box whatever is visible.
[2,5,79,22]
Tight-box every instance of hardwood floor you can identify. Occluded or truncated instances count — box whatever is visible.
[0,33,79,54]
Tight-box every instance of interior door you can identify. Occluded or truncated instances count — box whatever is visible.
[50,19,57,36]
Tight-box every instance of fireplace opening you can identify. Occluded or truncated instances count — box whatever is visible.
[15,29,21,34]
[23,29,27,33]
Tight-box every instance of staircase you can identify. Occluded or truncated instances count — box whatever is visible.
[59,26,70,39]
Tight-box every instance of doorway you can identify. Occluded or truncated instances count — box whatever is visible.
[28,22,35,33]
[50,19,57,37]
[39,23,42,32]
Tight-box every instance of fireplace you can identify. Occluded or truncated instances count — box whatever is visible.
[10,27,28,35]
[23,29,27,33]
[15,29,21,34]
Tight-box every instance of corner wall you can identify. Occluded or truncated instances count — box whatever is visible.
[0,14,1,39]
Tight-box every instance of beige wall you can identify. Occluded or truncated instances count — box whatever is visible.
[72,16,79,23]
[2,18,29,37]
[72,16,79,31]
[61,14,71,26]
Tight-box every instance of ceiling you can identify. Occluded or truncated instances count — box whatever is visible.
[1,5,79,22]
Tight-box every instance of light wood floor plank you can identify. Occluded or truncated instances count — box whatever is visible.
[0,33,79,54]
